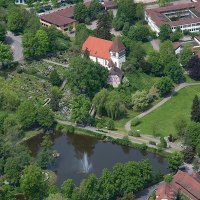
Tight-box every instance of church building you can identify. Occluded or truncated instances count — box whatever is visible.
[82,36,126,87]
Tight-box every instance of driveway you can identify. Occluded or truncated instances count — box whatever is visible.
[5,31,23,62]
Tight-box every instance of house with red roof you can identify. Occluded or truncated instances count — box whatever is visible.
[82,36,126,87]
[155,170,200,200]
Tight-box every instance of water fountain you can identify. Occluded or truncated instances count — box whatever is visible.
[80,153,92,173]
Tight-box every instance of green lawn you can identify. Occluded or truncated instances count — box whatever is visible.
[132,85,200,136]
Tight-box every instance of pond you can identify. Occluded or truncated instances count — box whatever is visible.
[26,132,169,186]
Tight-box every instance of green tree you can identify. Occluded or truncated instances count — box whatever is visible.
[4,157,21,185]
[170,29,183,42]
[66,57,108,98]
[17,100,37,129]
[0,24,6,42]
[159,24,171,41]
[88,0,102,20]
[93,88,109,116]
[50,86,62,111]
[132,90,149,111]
[174,116,187,137]
[122,22,130,36]
[148,51,164,76]
[20,165,48,200]
[159,136,167,148]
[136,3,144,20]
[37,135,54,168]
[96,11,112,40]
[71,94,91,124]
[128,25,149,42]
[196,143,200,156]
[180,47,193,67]
[117,193,136,200]
[50,69,61,86]
[167,152,183,172]
[0,42,13,66]
[185,122,200,149]
[107,118,115,130]
[105,91,126,119]
[74,2,89,23]
[37,106,54,128]
[22,31,36,58]
[156,77,174,97]
[7,7,28,34]
[191,95,200,122]
[61,179,75,199]
[34,29,49,57]
[164,174,173,184]
[116,0,136,25]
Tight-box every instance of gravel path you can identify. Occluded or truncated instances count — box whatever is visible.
[43,59,69,67]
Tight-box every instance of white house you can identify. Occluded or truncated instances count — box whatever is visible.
[82,36,126,87]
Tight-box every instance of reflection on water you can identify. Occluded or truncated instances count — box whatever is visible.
[26,132,169,186]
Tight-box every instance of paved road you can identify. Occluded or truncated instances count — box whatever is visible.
[125,83,200,132]
[136,182,163,200]
[5,32,23,62]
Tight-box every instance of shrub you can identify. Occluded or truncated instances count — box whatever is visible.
[164,174,173,184]
[128,130,141,137]
[131,118,141,126]
[140,143,148,150]
[107,118,115,130]
[63,125,75,134]
[149,141,156,145]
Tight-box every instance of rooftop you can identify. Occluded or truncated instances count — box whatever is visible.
[82,36,125,60]
[146,2,200,27]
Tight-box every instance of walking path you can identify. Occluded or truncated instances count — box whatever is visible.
[125,82,200,132]
[43,59,69,67]
[56,119,180,153]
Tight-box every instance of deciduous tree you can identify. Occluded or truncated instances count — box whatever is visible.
[17,100,37,129]
[71,94,91,124]
[167,152,183,172]
[20,165,48,200]
[156,77,174,97]
[159,24,171,41]
[132,90,149,111]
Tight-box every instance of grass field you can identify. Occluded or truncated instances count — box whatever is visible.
[132,85,200,136]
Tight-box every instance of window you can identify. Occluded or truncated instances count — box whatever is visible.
[112,52,116,57]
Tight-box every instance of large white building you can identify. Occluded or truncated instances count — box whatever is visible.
[82,36,126,87]
[145,2,200,34]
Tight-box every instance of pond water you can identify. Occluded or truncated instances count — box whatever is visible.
[26,132,169,186]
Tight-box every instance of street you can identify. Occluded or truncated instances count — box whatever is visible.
[5,31,23,62]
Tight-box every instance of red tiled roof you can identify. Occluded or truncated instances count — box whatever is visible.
[40,2,90,26]
[82,36,113,60]
[171,171,200,200]
[156,171,200,200]
[146,2,200,27]
[40,12,76,26]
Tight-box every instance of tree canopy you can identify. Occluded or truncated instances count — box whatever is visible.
[66,57,108,98]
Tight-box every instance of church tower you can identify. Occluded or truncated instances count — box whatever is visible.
[109,37,126,69]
